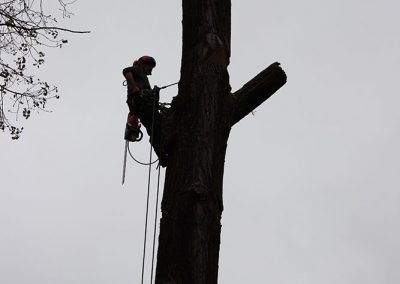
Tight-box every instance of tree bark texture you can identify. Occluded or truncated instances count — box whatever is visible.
[154,1,286,283]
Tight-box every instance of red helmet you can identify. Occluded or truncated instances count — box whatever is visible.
[133,56,156,67]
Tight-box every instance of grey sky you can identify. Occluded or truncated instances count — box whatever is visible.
[1,1,399,283]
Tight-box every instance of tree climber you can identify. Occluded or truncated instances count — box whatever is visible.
[123,55,167,166]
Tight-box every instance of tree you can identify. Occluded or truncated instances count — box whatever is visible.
[0,0,88,139]
[141,1,288,283]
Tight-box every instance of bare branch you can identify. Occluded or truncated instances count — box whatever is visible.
[0,22,90,34]
[0,0,86,139]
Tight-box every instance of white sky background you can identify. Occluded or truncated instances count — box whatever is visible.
[1,0,400,283]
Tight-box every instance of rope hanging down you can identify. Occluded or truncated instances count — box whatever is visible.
[122,83,175,284]
[140,95,163,284]
[150,165,161,284]
[140,93,157,284]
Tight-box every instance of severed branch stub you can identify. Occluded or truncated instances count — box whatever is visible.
[231,62,287,126]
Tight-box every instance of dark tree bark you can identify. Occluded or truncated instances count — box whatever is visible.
[153,1,287,283]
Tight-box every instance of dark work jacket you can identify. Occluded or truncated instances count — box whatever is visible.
[123,65,151,92]
[123,65,155,115]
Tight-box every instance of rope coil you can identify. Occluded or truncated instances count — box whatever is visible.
[127,143,158,166]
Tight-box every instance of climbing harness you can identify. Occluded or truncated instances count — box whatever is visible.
[121,81,177,185]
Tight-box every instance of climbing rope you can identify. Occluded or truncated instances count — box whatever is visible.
[123,80,178,89]
[123,83,176,284]
[150,163,161,284]
[149,115,164,284]
[140,95,162,284]
[127,143,159,166]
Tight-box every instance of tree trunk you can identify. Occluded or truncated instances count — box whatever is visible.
[154,1,287,283]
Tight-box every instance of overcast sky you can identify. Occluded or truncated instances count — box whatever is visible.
[1,1,400,283]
